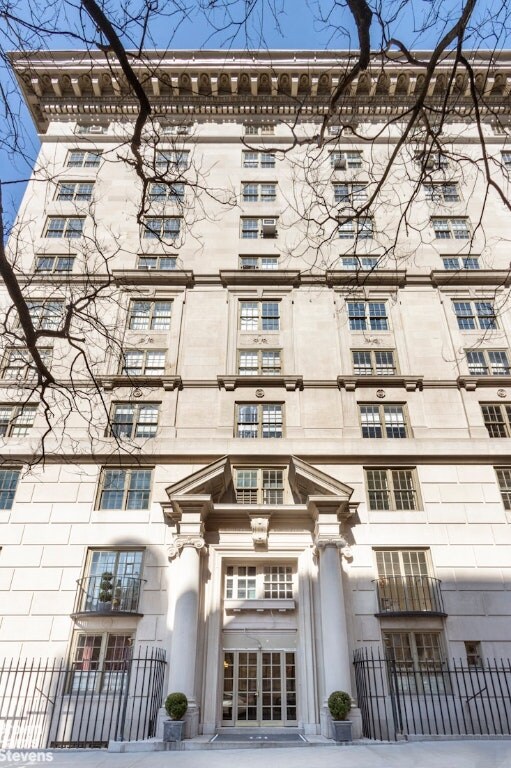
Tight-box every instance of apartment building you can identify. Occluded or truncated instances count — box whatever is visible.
[1,50,511,744]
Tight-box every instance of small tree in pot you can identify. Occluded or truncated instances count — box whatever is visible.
[328,691,352,743]
[97,571,113,612]
[163,692,188,742]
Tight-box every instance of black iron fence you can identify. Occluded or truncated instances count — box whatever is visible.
[354,647,511,740]
[0,646,166,749]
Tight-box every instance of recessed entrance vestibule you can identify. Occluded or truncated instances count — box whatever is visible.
[222,650,297,726]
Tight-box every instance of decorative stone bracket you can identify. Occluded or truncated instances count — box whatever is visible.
[249,514,271,548]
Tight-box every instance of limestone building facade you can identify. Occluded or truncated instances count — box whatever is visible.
[1,50,511,741]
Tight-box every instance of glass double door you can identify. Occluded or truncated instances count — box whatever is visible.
[222,650,297,726]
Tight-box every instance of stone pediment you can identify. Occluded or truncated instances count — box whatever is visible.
[164,455,231,502]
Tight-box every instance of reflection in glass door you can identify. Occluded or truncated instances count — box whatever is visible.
[222,650,297,726]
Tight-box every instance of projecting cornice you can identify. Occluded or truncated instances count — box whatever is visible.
[10,49,511,133]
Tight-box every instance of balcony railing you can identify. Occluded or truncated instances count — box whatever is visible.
[373,575,446,616]
[72,575,145,617]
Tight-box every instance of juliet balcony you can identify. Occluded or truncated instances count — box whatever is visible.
[71,574,145,617]
[373,575,446,617]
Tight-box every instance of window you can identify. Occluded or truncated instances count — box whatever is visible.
[0,469,21,509]
[80,549,143,614]
[501,152,511,168]
[1,348,52,380]
[128,300,172,331]
[239,256,279,270]
[442,256,479,270]
[330,151,363,169]
[464,641,482,668]
[137,255,176,270]
[376,549,439,618]
[155,150,189,170]
[98,468,152,510]
[55,182,94,201]
[160,123,192,135]
[496,467,511,509]
[466,349,509,375]
[423,183,460,202]
[415,151,449,171]
[383,632,446,692]
[148,183,185,202]
[242,151,276,169]
[27,300,64,331]
[235,468,284,504]
[236,403,283,438]
[238,349,281,375]
[338,217,373,239]
[66,150,102,168]
[453,301,497,330]
[240,217,278,239]
[481,404,511,437]
[225,564,293,599]
[35,255,75,273]
[0,405,37,437]
[352,350,396,375]
[334,183,368,204]
[242,183,277,202]
[142,217,180,240]
[239,301,280,331]
[341,256,378,270]
[366,469,418,510]
[44,217,84,238]
[347,301,388,331]
[120,350,165,376]
[75,123,107,134]
[376,549,429,578]
[360,404,408,438]
[432,218,470,239]
[69,634,133,694]
[244,124,275,136]
[110,403,159,439]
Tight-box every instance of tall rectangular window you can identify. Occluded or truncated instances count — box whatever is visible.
[347,301,388,331]
[128,300,172,331]
[235,468,284,504]
[352,350,396,375]
[1,348,52,380]
[98,468,152,510]
[120,350,166,376]
[0,469,21,509]
[338,217,373,239]
[55,182,94,201]
[236,404,283,438]
[155,150,189,170]
[238,349,281,375]
[360,404,408,438]
[466,349,509,375]
[432,218,470,239]
[35,255,75,273]
[44,217,84,238]
[27,300,64,331]
[481,404,511,437]
[242,151,276,168]
[334,183,368,204]
[496,468,511,509]
[142,218,180,240]
[242,183,277,202]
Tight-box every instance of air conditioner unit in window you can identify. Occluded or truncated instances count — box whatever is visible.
[333,157,347,170]
[241,263,257,270]
[262,218,277,237]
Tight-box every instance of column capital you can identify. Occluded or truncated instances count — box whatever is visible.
[314,535,352,560]
[167,534,207,560]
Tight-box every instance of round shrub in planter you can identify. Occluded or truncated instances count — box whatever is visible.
[163,692,188,742]
[327,691,352,743]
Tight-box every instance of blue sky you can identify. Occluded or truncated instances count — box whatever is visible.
[1,0,509,225]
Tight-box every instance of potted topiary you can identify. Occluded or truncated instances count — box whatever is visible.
[327,690,352,742]
[97,571,113,612]
[163,692,188,742]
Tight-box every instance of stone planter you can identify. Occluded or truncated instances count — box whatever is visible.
[163,720,185,742]
[332,719,352,743]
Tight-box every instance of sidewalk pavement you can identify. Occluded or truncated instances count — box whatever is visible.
[19,740,511,768]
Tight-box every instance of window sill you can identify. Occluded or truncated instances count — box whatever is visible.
[218,374,303,391]
[99,375,182,391]
[224,598,295,613]
[337,375,423,392]
[430,270,511,287]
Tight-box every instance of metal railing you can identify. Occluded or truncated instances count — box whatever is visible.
[373,575,446,615]
[72,575,145,616]
[0,647,166,749]
[354,647,511,740]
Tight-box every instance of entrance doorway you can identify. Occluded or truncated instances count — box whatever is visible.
[222,650,297,726]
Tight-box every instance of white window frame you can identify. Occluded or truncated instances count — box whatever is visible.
[147,182,185,202]
[27,300,64,331]
[347,301,389,331]
[341,256,379,270]
[366,468,419,510]
[137,255,177,271]
[120,350,166,376]
[128,300,172,331]
[55,181,94,202]
[239,256,279,271]
[155,150,189,170]
[495,467,511,510]
[334,182,368,204]
[238,349,281,375]
[225,564,294,599]
[0,468,21,510]
[431,217,470,239]
[242,151,276,169]
[142,217,181,240]
[338,217,373,239]
[44,217,84,239]
[1,348,52,380]
[352,349,397,375]
[453,300,497,330]
[441,256,480,270]
[109,403,160,439]
[0,404,37,437]
[359,403,409,438]
[465,349,509,375]
[481,403,511,438]
[330,151,363,169]
[235,403,283,438]
[68,633,133,694]
[242,183,277,203]
[239,300,280,331]
[234,467,285,504]
[66,150,102,168]
[97,467,153,510]
[35,255,75,273]
[423,183,460,203]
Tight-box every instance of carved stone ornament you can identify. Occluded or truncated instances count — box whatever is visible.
[315,535,353,560]
[255,389,265,398]
[376,389,386,399]
[167,535,206,560]
[250,517,269,547]
[498,389,507,398]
